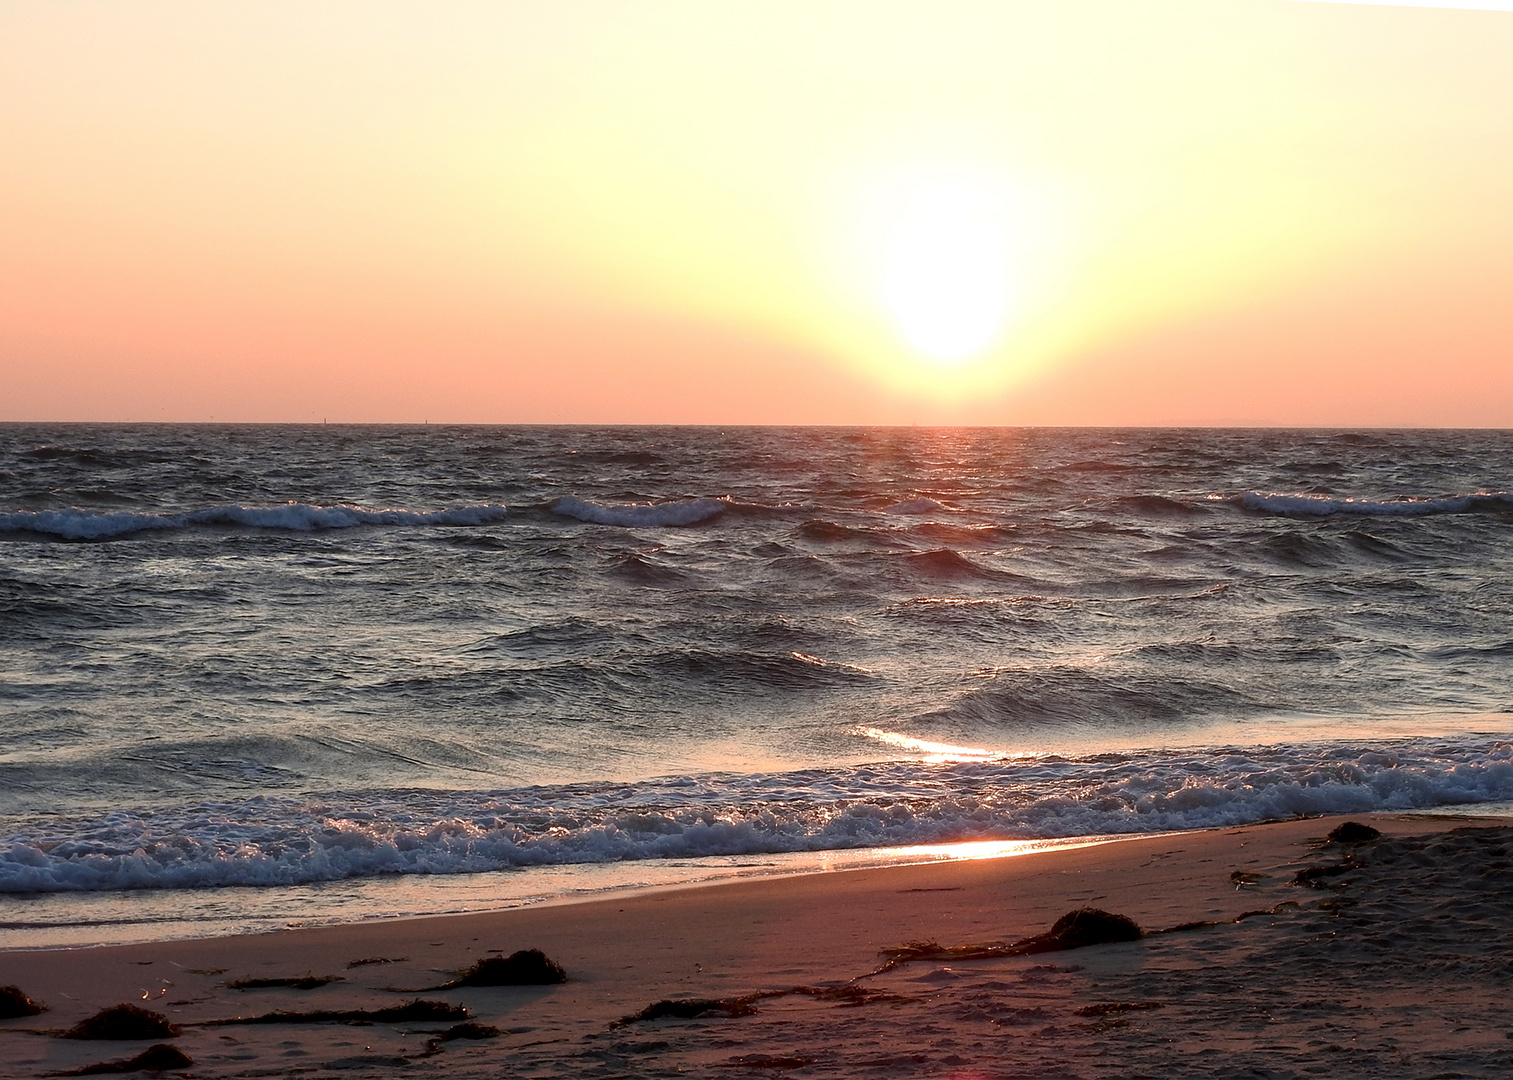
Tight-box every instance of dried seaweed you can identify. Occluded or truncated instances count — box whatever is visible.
[1327,821,1382,844]
[438,950,567,987]
[61,1005,180,1041]
[1293,863,1357,887]
[68,1044,193,1075]
[0,985,44,1019]
[617,996,760,1024]
[873,908,1144,974]
[419,1020,503,1056]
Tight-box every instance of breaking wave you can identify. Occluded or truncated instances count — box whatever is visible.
[0,494,735,541]
[3,736,1509,894]
[886,497,960,515]
[1240,491,1513,518]
[0,503,514,540]
[548,495,728,527]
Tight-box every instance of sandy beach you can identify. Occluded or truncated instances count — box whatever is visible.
[3,812,1511,1078]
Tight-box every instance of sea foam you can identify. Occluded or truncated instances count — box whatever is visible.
[0,503,514,540]
[3,737,1509,894]
[548,495,727,527]
[1241,491,1513,517]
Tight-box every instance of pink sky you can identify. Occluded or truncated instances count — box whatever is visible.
[3,0,1511,425]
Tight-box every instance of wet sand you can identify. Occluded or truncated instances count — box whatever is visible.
[2,812,1510,1078]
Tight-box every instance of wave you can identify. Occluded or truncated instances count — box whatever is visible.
[1240,491,1513,518]
[1114,494,1208,517]
[905,548,1014,580]
[3,736,1509,894]
[885,497,961,515]
[796,519,875,543]
[548,495,727,527]
[910,522,1017,546]
[0,503,514,540]
[645,648,874,691]
[20,445,181,468]
[928,665,1256,726]
[605,553,690,586]
[0,493,734,541]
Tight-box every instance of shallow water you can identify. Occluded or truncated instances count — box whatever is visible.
[2,425,1511,944]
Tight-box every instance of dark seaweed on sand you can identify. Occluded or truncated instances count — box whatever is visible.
[420,1021,502,1056]
[68,1044,193,1075]
[617,983,913,1026]
[1328,821,1382,844]
[347,956,408,968]
[61,1005,180,1041]
[1293,863,1358,887]
[204,998,467,1027]
[413,948,567,990]
[619,997,760,1023]
[1028,908,1143,951]
[875,907,1143,973]
[0,985,45,1019]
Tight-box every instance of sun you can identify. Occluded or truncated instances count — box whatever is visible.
[876,167,1017,366]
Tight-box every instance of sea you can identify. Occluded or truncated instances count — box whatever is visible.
[2,424,1511,948]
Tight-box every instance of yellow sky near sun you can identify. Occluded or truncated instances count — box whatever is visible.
[2,0,1511,424]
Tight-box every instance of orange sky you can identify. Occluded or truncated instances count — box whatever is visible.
[3,0,1511,425]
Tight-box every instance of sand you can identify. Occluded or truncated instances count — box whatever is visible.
[2,812,1511,1078]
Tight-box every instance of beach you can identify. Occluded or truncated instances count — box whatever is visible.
[4,812,1510,1078]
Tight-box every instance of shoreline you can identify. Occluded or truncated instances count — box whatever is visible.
[5,811,1512,1077]
[9,791,1512,954]
[0,834,1143,953]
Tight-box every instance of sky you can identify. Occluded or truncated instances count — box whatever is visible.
[2,0,1511,426]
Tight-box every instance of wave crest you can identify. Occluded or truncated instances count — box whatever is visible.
[1240,491,1513,518]
[548,495,727,527]
[3,737,1509,894]
[0,503,513,540]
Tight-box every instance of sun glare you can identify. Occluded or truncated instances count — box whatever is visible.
[877,169,1017,366]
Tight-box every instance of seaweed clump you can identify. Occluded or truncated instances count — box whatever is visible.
[1019,908,1143,953]
[71,1044,193,1075]
[876,907,1144,973]
[1293,864,1356,887]
[420,1021,502,1056]
[448,949,567,988]
[61,1005,180,1041]
[619,997,759,1024]
[1328,822,1381,844]
[0,985,45,1019]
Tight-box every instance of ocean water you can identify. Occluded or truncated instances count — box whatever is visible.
[2,424,1512,946]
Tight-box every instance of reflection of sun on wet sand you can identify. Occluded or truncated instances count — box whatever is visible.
[2,813,1511,1078]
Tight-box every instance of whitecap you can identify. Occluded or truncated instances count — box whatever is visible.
[548,495,727,527]
[1240,491,1513,518]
